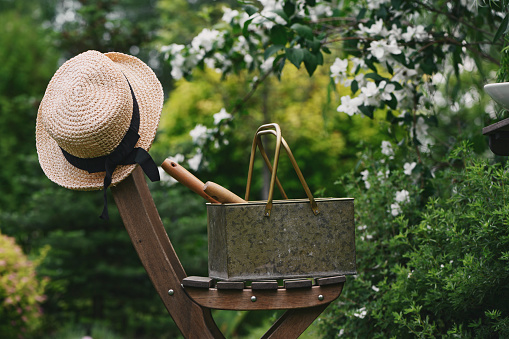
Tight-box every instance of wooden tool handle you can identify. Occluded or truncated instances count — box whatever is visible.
[161,159,219,204]
[203,181,246,204]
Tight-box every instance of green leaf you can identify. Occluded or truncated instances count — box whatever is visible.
[364,73,385,81]
[392,81,403,91]
[291,23,314,40]
[387,93,398,110]
[322,45,331,54]
[391,0,403,9]
[316,50,323,65]
[273,54,286,80]
[244,5,258,17]
[272,9,289,22]
[306,0,317,6]
[303,50,318,75]
[386,61,394,75]
[351,80,359,94]
[386,110,396,122]
[283,1,296,18]
[306,38,322,52]
[365,58,378,72]
[358,104,374,119]
[264,44,285,59]
[493,13,509,43]
[242,18,254,37]
[286,48,305,68]
[356,7,367,20]
[270,25,288,45]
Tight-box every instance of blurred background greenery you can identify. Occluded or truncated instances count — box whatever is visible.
[0,0,507,338]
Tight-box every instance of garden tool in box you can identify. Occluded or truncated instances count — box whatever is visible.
[207,123,356,281]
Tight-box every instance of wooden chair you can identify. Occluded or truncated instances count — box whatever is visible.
[111,167,345,338]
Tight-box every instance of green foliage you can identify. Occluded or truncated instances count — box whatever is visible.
[0,10,60,213]
[155,65,388,199]
[321,143,509,338]
[0,232,49,338]
[55,0,160,55]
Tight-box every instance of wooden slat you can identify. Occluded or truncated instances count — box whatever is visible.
[252,280,279,290]
[315,275,346,286]
[184,283,344,311]
[284,279,312,289]
[183,276,214,288]
[216,281,245,290]
[112,168,224,339]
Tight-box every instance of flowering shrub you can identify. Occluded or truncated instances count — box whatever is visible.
[325,143,509,337]
[0,232,49,338]
[161,0,508,175]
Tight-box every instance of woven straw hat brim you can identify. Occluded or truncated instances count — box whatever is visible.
[36,51,163,191]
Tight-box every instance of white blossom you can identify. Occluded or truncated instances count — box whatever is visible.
[306,3,334,21]
[402,25,429,42]
[379,80,396,101]
[360,169,370,189]
[190,124,208,146]
[330,58,349,84]
[361,81,378,97]
[403,162,417,175]
[368,39,402,60]
[337,95,363,116]
[261,56,275,73]
[372,285,380,292]
[222,7,240,23]
[381,141,394,157]
[411,117,433,151]
[377,169,390,182]
[188,152,203,171]
[213,108,232,125]
[388,24,403,40]
[158,167,177,185]
[359,19,385,36]
[191,28,225,52]
[360,169,369,181]
[395,189,410,203]
[391,202,401,216]
[366,0,391,10]
[166,154,185,164]
[353,307,367,318]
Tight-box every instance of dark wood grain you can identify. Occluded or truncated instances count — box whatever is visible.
[284,279,313,289]
[316,275,346,286]
[262,304,329,339]
[112,167,224,339]
[184,283,344,311]
[183,276,214,288]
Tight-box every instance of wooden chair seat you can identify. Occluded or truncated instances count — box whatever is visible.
[111,167,346,338]
[182,276,345,311]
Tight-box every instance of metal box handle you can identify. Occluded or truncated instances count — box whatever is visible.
[245,123,319,217]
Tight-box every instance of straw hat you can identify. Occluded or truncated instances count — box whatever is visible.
[36,50,163,191]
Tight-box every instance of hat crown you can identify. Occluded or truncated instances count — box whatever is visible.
[40,50,132,159]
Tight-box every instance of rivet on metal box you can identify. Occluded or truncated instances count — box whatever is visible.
[207,123,356,281]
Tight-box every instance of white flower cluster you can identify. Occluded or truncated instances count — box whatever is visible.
[332,16,432,117]
[161,27,227,80]
[164,0,340,81]
[391,189,410,216]
[162,109,233,172]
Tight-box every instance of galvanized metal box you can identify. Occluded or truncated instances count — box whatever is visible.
[207,198,356,281]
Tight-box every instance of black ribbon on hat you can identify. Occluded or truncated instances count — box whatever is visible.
[60,81,160,220]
